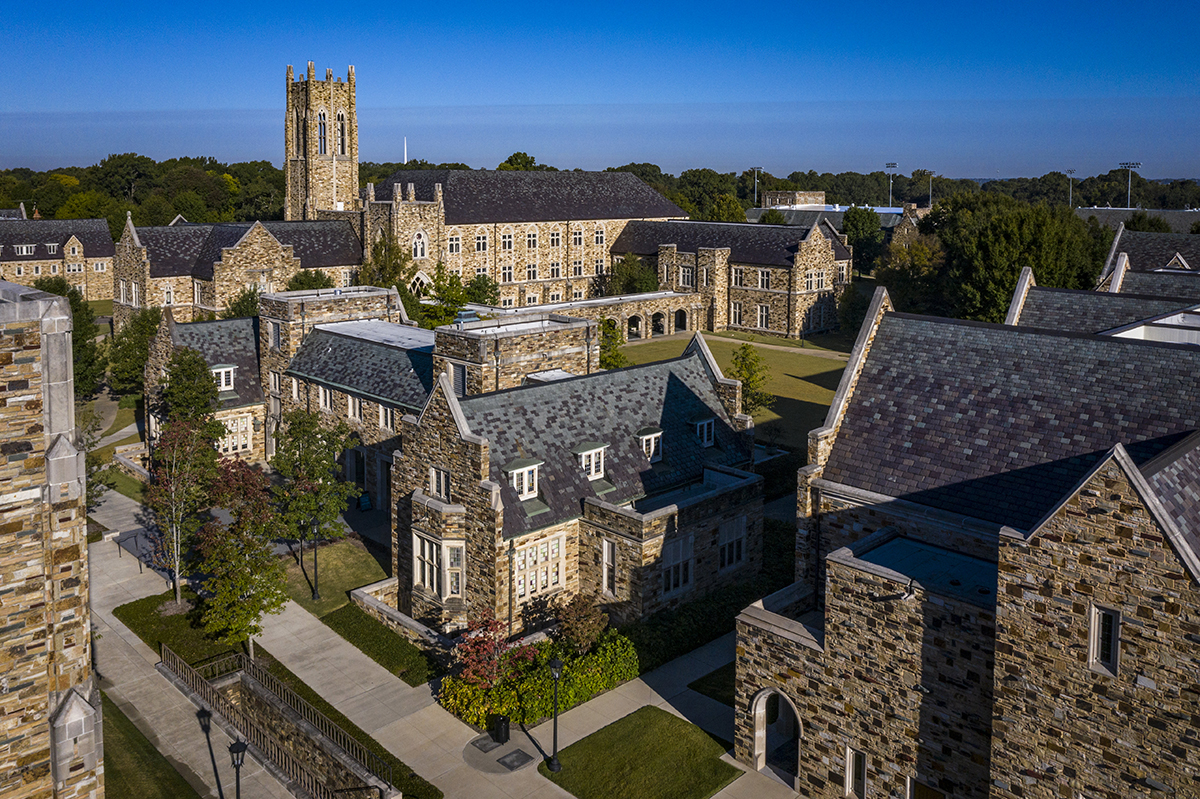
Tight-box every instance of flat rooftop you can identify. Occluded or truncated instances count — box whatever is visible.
[854,538,997,607]
[316,319,435,350]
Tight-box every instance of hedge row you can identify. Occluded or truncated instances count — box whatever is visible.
[438,630,638,728]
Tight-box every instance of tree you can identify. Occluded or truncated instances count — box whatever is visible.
[598,318,630,370]
[759,209,788,225]
[874,235,947,316]
[707,193,748,223]
[32,276,106,398]
[145,419,220,604]
[76,404,111,513]
[197,459,288,660]
[496,152,556,172]
[358,230,414,289]
[160,348,218,423]
[595,253,658,297]
[272,409,357,600]
[837,283,872,335]
[221,286,259,319]
[454,606,532,689]
[677,169,737,220]
[286,269,335,291]
[729,343,774,416]
[465,273,500,306]
[1125,210,1173,233]
[109,307,162,395]
[841,206,884,276]
[555,593,608,656]
[423,264,469,328]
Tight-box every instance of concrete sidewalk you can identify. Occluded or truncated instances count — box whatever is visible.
[89,538,292,799]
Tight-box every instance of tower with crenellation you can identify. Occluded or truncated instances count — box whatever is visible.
[284,62,359,221]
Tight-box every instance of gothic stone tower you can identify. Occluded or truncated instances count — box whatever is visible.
[285,62,359,221]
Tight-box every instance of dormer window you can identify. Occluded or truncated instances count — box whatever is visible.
[513,466,539,500]
[580,447,605,480]
[13,245,34,256]
[212,367,235,390]
[696,419,715,447]
[638,426,662,463]
[46,244,58,255]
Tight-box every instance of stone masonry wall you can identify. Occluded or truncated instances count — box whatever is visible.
[990,461,1200,798]
[285,63,358,221]
[433,318,599,396]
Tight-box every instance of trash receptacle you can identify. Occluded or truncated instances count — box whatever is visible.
[493,715,510,744]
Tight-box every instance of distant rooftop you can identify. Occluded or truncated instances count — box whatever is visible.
[317,319,434,350]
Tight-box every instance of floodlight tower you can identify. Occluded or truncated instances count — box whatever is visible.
[886,163,897,207]
[751,167,763,207]
[1119,162,1141,208]
[1066,169,1076,207]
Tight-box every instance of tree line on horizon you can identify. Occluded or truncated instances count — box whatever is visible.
[3,151,1198,240]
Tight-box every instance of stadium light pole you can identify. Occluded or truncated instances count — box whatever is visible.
[1119,162,1141,209]
[751,167,763,207]
[1066,169,1076,207]
[886,163,897,207]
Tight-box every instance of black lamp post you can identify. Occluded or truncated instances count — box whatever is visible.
[548,658,563,772]
[229,739,248,799]
[311,520,320,601]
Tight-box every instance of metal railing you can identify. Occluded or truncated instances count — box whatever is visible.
[160,646,390,797]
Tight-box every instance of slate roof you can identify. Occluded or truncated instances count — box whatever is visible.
[1142,432,1200,560]
[822,313,1200,533]
[1119,271,1200,301]
[745,208,904,230]
[0,208,25,221]
[285,327,433,412]
[1017,286,1197,334]
[611,219,850,268]
[1077,207,1200,235]
[171,318,262,410]
[1113,229,1200,272]
[370,170,685,225]
[0,219,115,260]
[137,221,362,280]
[458,349,751,539]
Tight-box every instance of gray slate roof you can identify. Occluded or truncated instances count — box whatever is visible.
[611,219,850,267]
[0,208,25,221]
[745,208,904,230]
[0,219,115,260]
[458,349,751,539]
[285,328,433,412]
[171,318,262,410]
[1143,433,1200,559]
[137,221,362,280]
[1119,271,1200,300]
[823,313,1200,534]
[1077,208,1200,235]
[370,170,685,225]
[1018,286,1196,334]
[1114,229,1200,272]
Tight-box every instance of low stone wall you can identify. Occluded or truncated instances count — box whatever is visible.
[352,577,454,657]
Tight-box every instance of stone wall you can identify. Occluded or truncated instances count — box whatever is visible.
[285,63,359,220]
[990,459,1200,798]
[0,247,113,302]
[763,190,825,207]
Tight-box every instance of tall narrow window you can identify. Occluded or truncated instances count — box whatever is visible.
[269,321,281,350]
[317,112,327,155]
[452,364,466,397]
[1090,605,1120,675]
[696,419,715,447]
[319,385,333,411]
[731,301,742,326]
[347,395,363,421]
[446,545,464,597]
[413,232,427,259]
[430,467,450,501]
[846,748,866,798]
[603,539,617,596]
[414,534,442,596]
[294,110,303,153]
[757,304,769,329]
[337,112,346,155]
[662,536,693,596]
[718,516,746,571]
[164,286,173,305]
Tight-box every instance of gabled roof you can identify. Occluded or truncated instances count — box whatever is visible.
[1113,229,1200,273]
[371,169,685,225]
[284,324,433,412]
[611,219,850,268]
[1076,207,1200,235]
[1017,286,1197,334]
[135,220,362,280]
[1119,270,1200,301]
[0,205,26,221]
[822,312,1200,532]
[171,317,262,410]
[745,207,905,230]
[0,218,115,260]
[1142,432,1200,569]
[457,349,750,538]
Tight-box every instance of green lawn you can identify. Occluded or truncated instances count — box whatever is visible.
[102,691,203,799]
[102,402,140,439]
[95,431,141,466]
[284,538,389,618]
[538,705,741,799]
[103,467,146,504]
[706,328,856,355]
[87,299,114,318]
[623,335,843,450]
[113,588,443,799]
[688,661,736,707]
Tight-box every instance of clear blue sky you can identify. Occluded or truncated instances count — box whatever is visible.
[4,0,1198,177]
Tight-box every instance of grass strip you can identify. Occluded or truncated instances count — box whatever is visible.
[101,690,203,799]
[687,661,736,708]
[320,603,441,687]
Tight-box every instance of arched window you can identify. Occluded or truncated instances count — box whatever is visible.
[294,111,303,153]
[318,112,327,155]
[409,272,432,297]
[412,232,427,259]
[337,112,346,155]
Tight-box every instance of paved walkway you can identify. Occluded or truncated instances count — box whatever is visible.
[89,537,293,799]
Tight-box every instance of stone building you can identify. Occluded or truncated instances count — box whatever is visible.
[1097,223,1200,288]
[0,204,28,220]
[0,219,114,302]
[143,310,267,462]
[285,63,359,221]
[112,215,363,331]
[733,277,1200,797]
[0,282,102,798]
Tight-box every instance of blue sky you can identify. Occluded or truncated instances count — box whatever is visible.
[3,0,1198,177]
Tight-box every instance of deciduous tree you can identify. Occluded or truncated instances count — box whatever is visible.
[32,276,106,398]
[220,286,259,319]
[285,269,335,291]
[465,273,500,305]
[706,193,747,223]
[109,307,162,396]
[841,206,884,276]
[76,404,111,513]
[555,593,608,656]
[759,209,787,225]
[1124,210,1173,233]
[160,347,219,423]
[729,343,774,416]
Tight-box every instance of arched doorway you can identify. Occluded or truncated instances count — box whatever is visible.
[674,309,687,332]
[751,687,801,790]
[651,312,666,337]
[628,316,642,340]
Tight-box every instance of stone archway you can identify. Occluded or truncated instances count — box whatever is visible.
[628,315,643,340]
[751,686,801,790]
[674,309,687,332]
[651,312,666,337]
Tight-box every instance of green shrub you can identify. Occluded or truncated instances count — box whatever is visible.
[439,629,638,728]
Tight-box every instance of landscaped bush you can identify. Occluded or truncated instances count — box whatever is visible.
[321,603,441,687]
[438,629,638,728]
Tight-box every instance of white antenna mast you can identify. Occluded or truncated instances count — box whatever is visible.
[404,137,408,165]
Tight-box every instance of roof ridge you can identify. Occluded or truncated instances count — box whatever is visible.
[1140,430,1200,478]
